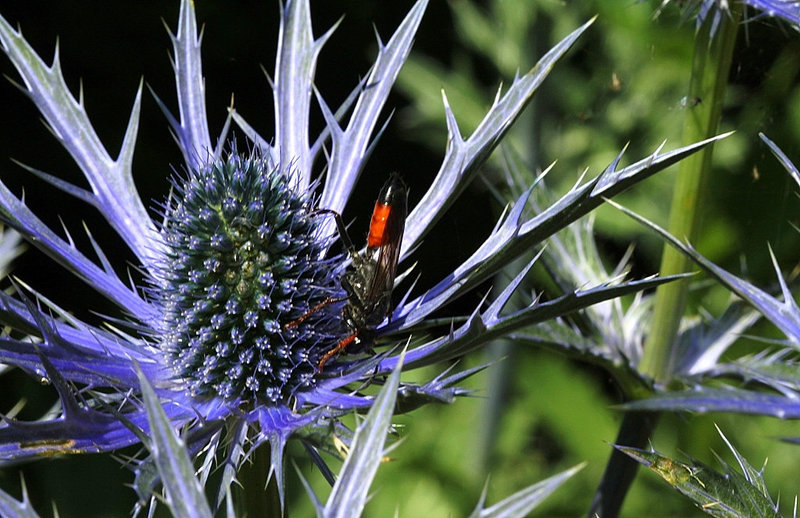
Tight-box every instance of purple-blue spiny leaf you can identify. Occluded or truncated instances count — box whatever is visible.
[617,443,779,517]
[622,386,800,418]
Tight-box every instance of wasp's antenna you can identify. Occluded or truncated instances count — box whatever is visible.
[313,208,357,255]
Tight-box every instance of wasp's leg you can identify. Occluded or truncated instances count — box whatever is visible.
[317,331,359,372]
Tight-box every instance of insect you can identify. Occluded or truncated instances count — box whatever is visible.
[287,174,408,372]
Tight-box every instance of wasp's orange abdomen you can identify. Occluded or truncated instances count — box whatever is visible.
[367,202,392,248]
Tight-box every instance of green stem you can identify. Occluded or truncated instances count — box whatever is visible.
[640,5,742,383]
[589,7,744,518]
[238,445,282,517]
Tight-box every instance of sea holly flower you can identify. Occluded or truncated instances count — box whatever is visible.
[0,0,727,512]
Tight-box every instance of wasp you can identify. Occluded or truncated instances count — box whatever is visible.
[287,174,408,372]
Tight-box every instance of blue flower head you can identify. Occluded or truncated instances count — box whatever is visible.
[0,0,727,511]
[158,150,342,404]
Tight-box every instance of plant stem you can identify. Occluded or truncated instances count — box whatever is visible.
[238,444,282,517]
[589,7,742,517]
[640,5,741,383]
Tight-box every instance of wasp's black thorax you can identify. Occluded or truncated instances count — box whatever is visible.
[341,252,392,336]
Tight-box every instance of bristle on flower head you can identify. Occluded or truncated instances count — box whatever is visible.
[158,152,343,404]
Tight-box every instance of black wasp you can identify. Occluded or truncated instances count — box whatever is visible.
[287,174,408,371]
